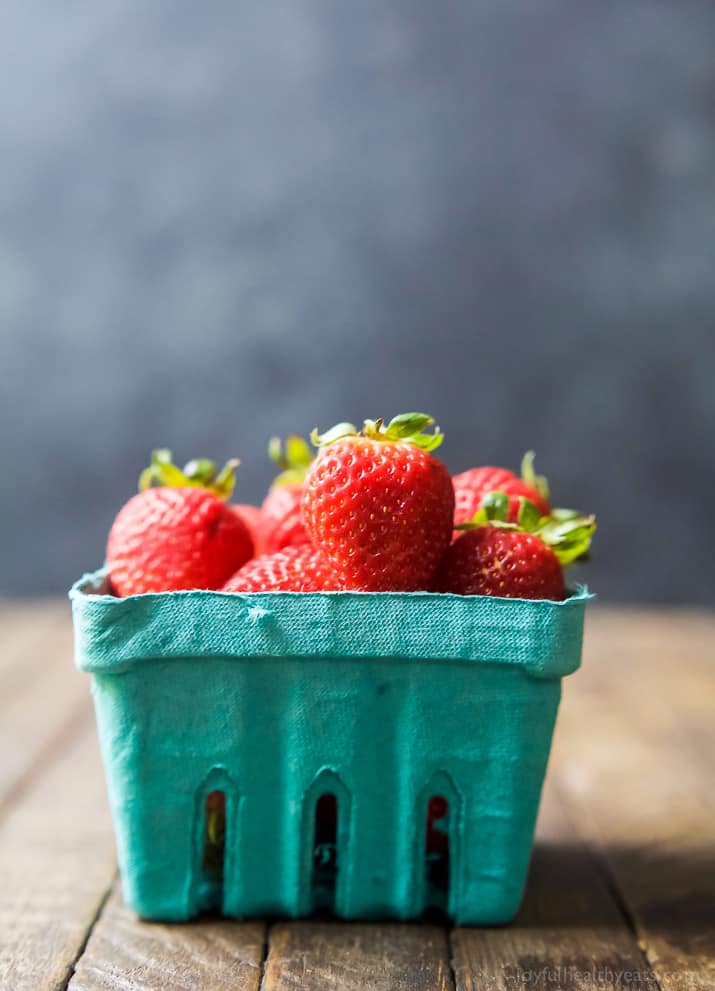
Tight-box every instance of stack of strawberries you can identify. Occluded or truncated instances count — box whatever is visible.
[106,413,595,600]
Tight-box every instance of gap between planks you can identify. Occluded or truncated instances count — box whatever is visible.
[68,889,268,991]
[1,604,712,991]
[551,611,715,991]
[0,722,116,991]
[65,780,655,991]
[448,789,660,991]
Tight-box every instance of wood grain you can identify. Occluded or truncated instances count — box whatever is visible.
[0,603,712,991]
[0,722,116,991]
[262,921,454,991]
[451,787,658,991]
[69,888,266,991]
[0,601,67,686]
[0,607,90,814]
[552,609,715,991]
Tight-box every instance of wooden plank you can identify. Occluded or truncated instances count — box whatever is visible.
[451,785,659,991]
[262,921,453,991]
[0,599,65,627]
[0,722,116,991]
[572,610,715,795]
[552,610,715,991]
[0,601,68,686]
[0,610,91,814]
[583,610,715,764]
[69,889,266,991]
[0,605,709,991]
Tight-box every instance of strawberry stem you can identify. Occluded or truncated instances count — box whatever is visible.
[521,451,550,502]
[268,435,314,487]
[311,413,444,452]
[138,449,239,500]
[457,491,596,566]
[310,422,358,447]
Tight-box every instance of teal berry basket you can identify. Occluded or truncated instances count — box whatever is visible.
[70,569,591,925]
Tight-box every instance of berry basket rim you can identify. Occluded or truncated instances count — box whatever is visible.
[70,568,592,679]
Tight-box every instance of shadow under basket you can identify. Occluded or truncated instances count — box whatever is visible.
[70,569,591,925]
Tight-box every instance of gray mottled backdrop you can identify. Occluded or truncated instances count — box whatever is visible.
[1,1,714,602]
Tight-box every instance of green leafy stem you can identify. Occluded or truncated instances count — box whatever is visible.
[138,449,238,500]
[311,412,444,452]
[457,491,596,566]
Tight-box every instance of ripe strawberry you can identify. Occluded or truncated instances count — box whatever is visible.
[453,452,551,529]
[435,492,595,600]
[107,450,254,596]
[261,484,307,553]
[260,435,314,554]
[426,795,449,856]
[436,527,566,599]
[223,544,339,592]
[302,414,455,592]
[231,503,266,555]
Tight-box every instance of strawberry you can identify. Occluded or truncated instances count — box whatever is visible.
[452,451,551,529]
[260,436,314,554]
[437,527,566,599]
[261,484,308,553]
[223,544,339,592]
[426,795,449,856]
[302,414,455,592]
[231,503,266,556]
[435,492,595,600]
[107,450,254,596]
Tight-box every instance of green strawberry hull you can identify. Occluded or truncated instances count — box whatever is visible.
[70,569,591,925]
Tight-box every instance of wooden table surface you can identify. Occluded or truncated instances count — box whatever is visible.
[0,603,713,991]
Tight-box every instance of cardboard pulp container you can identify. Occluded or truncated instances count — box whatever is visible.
[70,569,590,924]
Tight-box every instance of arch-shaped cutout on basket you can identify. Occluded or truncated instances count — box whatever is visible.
[417,770,461,918]
[193,768,239,914]
[302,769,351,916]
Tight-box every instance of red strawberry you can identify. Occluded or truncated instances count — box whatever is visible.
[302,414,455,592]
[261,484,308,553]
[426,795,449,856]
[107,450,253,596]
[453,452,551,529]
[231,503,266,556]
[261,436,314,554]
[435,493,595,600]
[223,544,339,592]
[436,526,566,599]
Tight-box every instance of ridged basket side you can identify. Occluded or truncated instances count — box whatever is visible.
[91,653,561,924]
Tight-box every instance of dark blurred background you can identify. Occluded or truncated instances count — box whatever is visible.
[1,1,714,602]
